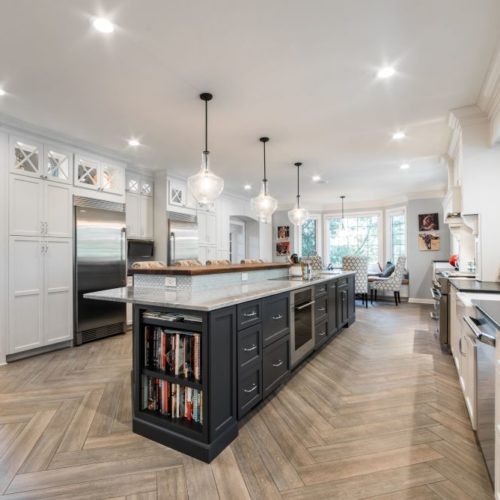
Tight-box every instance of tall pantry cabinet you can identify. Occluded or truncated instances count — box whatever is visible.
[8,136,73,355]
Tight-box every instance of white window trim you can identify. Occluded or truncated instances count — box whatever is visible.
[385,206,407,263]
[294,213,323,259]
[323,210,384,266]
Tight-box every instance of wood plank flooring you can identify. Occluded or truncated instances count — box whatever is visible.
[0,303,493,499]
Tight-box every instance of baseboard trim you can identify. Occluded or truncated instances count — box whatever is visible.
[408,298,434,305]
[6,340,73,363]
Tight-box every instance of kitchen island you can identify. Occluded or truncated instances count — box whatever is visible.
[85,268,355,462]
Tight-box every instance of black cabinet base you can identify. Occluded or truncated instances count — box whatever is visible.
[133,417,238,463]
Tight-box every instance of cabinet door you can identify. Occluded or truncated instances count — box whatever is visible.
[206,245,217,262]
[74,155,100,190]
[347,275,355,320]
[45,182,72,238]
[206,213,216,245]
[9,175,44,236]
[44,238,73,344]
[10,136,43,178]
[327,280,337,334]
[463,333,477,429]
[45,145,73,184]
[101,162,125,195]
[126,192,141,239]
[168,178,187,208]
[140,177,153,197]
[140,195,154,239]
[198,245,207,264]
[8,237,43,353]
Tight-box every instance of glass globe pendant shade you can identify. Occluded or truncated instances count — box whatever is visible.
[187,151,224,208]
[288,205,310,226]
[251,181,278,223]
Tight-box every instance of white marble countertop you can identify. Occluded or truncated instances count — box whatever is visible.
[84,271,354,311]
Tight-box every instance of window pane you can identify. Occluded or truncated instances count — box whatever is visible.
[327,214,379,267]
[301,218,317,256]
[390,213,406,261]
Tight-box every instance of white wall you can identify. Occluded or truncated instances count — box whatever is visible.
[406,198,450,300]
[0,132,8,364]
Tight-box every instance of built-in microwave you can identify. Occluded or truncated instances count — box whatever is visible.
[127,239,154,259]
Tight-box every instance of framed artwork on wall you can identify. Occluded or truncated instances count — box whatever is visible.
[276,241,290,256]
[418,213,439,231]
[277,225,290,240]
[418,232,440,251]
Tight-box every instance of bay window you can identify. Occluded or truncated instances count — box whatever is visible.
[386,207,406,262]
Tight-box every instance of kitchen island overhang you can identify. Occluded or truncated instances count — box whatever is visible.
[85,269,356,462]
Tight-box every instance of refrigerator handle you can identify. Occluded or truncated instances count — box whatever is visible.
[121,228,127,267]
[170,232,176,263]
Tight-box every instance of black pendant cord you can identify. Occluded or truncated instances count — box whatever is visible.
[204,98,208,154]
[260,137,270,195]
[295,162,302,208]
[200,93,213,171]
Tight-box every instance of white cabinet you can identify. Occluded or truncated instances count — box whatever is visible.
[198,244,217,264]
[198,211,216,245]
[75,154,125,196]
[9,175,72,238]
[126,172,154,240]
[461,331,477,429]
[8,236,73,354]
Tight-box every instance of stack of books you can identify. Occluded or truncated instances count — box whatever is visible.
[141,375,203,424]
[144,326,201,381]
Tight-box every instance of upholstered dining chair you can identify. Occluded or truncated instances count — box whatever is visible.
[342,256,369,307]
[370,256,406,306]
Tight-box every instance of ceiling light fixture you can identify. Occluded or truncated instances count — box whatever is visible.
[93,17,114,33]
[312,175,321,182]
[377,66,396,79]
[288,162,310,226]
[400,163,410,170]
[0,88,6,96]
[392,131,406,140]
[251,137,278,223]
[128,138,140,147]
[244,184,252,191]
[187,93,224,208]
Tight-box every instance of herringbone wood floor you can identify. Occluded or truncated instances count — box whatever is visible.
[0,303,493,499]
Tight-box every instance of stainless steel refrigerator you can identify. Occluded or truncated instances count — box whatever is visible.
[167,211,199,265]
[74,196,127,345]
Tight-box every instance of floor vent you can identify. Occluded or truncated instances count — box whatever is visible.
[78,322,125,345]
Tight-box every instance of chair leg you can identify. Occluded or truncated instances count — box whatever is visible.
[375,290,377,302]
[394,291,398,306]
[396,291,401,304]
[365,293,368,308]
[370,289,373,304]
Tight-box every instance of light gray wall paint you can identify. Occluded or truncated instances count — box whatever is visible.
[272,211,295,262]
[407,198,450,300]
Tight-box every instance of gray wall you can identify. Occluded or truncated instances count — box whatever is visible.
[272,211,295,262]
[407,198,450,300]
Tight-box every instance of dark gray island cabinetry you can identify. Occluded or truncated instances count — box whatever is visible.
[85,271,355,462]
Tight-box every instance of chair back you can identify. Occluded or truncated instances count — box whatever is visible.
[303,255,323,271]
[342,256,368,294]
[389,256,406,290]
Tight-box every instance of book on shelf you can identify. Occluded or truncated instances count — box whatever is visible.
[144,327,201,382]
[141,375,203,424]
[142,311,202,323]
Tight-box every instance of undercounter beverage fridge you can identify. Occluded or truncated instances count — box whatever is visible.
[74,196,127,345]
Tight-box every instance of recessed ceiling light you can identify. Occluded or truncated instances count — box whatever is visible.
[377,66,396,79]
[93,17,114,33]
[400,163,410,170]
[392,131,406,140]
[0,88,6,96]
[312,175,321,182]
[128,138,140,147]
[244,184,252,191]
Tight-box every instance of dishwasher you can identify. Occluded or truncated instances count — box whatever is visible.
[290,287,315,368]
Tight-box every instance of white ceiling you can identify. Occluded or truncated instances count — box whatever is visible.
[1,0,499,208]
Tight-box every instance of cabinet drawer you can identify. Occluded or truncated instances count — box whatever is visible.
[238,362,262,419]
[237,300,262,330]
[315,282,328,297]
[238,323,262,369]
[315,296,328,322]
[337,277,348,287]
[262,294,289,347]
[315,320,328,348]
[263,336,290,397]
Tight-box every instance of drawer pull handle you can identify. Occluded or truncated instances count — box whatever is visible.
[318,331,326,337]
[272,359,284,368]
[243,344,257,352]
[243,311,257,318]
[243,384,258,393]
[272,314,283,320]
[317,307,326,312]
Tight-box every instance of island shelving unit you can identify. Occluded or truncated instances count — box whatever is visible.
[86,263,355,462]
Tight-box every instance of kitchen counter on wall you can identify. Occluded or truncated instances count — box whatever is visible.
[85,271,355,311]
[129,262,290,275]
[449,279,500,294]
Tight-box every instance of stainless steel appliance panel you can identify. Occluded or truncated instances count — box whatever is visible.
[290,287,315,367]
[167,212,199,265]
[75,202,126,344]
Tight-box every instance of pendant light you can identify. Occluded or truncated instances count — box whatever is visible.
[187,93,224,208]
[288,162,310,226]
[337,195,349,241]
[251,137,278,223]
